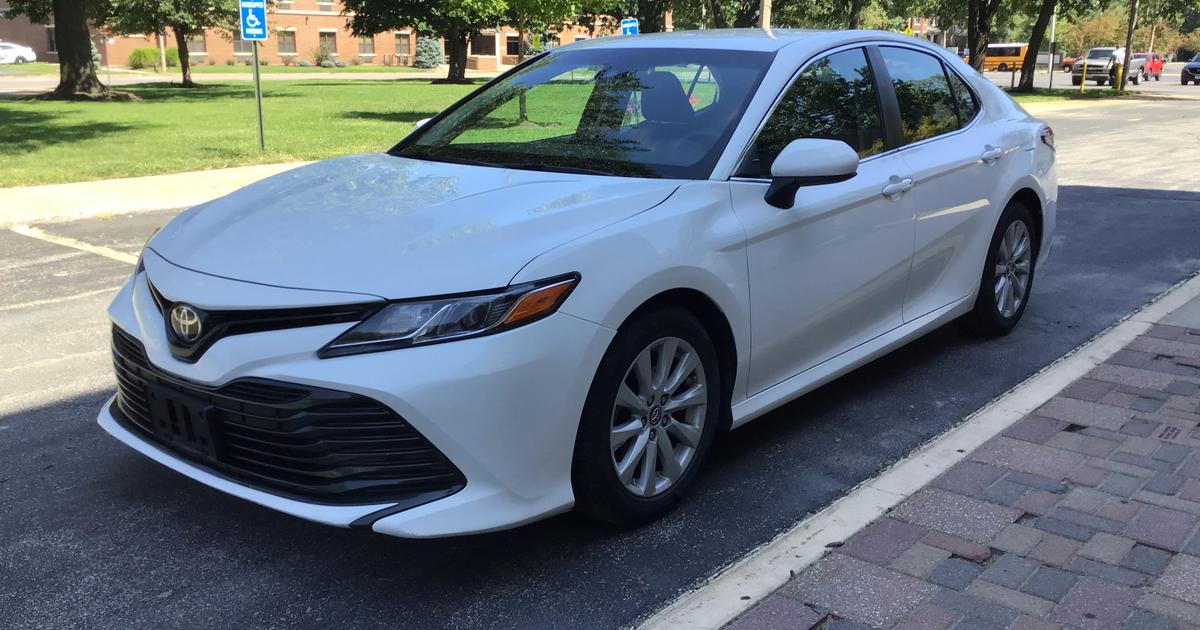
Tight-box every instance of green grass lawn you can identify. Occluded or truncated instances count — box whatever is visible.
[1006,87,1133,102]
[186,63,427,74]
[1,80,475,187]
[0,62,62,76]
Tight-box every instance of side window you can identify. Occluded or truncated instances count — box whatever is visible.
[744,47,885,177]
[946,69,980,126]
[879,47,959,145]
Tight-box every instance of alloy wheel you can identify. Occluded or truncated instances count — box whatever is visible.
[610,336,707,498]
[993,220,1033,318]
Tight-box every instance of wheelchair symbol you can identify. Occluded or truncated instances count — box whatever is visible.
[244,11,261,28]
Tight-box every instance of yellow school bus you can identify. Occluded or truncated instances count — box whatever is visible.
[981,43,1030,72]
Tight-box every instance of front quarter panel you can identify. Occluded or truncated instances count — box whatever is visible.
[511,181,752,406]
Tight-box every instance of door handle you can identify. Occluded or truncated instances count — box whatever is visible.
[981,146,1004,164]
[881,177,913,199]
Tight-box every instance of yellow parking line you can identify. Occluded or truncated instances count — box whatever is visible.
[9,224,138,265]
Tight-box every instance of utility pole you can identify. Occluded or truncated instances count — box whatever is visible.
[761,0,771,29]
[1119,0,1139,90]
[157,32,167,73]
[1048,7,1057,89]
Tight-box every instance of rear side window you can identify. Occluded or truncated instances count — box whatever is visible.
[879,47,959,145]
[743,47,885,177]
[946,69,980,125]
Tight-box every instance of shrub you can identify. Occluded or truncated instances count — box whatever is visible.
[312,47,333,65]
[225,58,235,66]
[127,47,157,69]
[319,59,336,68]
[350,56,362,66]
[414,37,441,68]
[333,60,346,68]
[281,55,295,66]
[165,47,179,67]
[259,58,269,66]
[297,58,311,67]
[206,57,216,66]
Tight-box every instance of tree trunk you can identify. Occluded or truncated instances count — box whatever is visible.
[847,0,866,29]
[516,25,527,122]
[967,0,1002,71]
[50,0,104,96]
[1118,0,1139,90]
[172,26,195,87]
[443,26,469,83]
[1017,0,1057,91]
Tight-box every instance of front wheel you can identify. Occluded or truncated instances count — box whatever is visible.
[1095,78,1107,86]
[961,202,1037,337]
[572,306,722,526]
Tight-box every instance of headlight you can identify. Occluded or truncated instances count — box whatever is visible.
[319,273,580,358]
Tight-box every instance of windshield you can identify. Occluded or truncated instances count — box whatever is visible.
[1087,48,1115,59]
[393,48,774,179]
[1193,53,1200,62]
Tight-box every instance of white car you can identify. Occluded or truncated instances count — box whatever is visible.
[0,42,37,64]
[99,29,1056,538]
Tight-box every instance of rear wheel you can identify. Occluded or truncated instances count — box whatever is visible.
[997,63,1008,72]
[961,202,1037,337]
[1131,72,1141,85]
[1095,78,1107,86]
[1072,77,1082,86]
[15,56,27,64]
[572,306,722,526]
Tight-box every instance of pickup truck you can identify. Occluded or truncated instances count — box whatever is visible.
[1071,47,1147,86]
[1133,52,1164,81]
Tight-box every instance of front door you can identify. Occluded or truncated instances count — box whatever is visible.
[729,46,917,396]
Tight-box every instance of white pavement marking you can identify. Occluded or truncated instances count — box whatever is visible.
[637,271,1200,630]
[0,286,124,313]
[9,224,138,265]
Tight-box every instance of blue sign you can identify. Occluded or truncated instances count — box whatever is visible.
[620,18,639,36]
[239,0,267,41]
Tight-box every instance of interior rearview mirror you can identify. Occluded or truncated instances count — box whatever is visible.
[764,139,860,209]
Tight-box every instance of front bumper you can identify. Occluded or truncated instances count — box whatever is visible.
[1073,65,1114,80]
[98,267,616,537]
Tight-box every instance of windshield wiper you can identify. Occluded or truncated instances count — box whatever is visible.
[399,152,506,169]
[501,163,615,177]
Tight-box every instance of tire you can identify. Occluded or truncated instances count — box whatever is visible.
[1095,78,1107,86]
[15,56,27,64]
[572,306,722,526]
[997,63,1008,72]
[1155,73,1161,81]
[1131,73,1140,85]
[961,202,1038,337]
[1072,77,1082,86]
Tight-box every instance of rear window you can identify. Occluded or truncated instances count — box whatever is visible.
[1087,49,1114,59]
[879,46,959,145]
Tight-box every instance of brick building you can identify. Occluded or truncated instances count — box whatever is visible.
[0,1,614,70]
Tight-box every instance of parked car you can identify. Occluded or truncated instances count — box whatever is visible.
[1071,46,1146,85]
[0,42,37,64]
[1060,55,1078,72]
[1132,52,1164,80]
[1184,52,1200,85]
[98,29,1057,537]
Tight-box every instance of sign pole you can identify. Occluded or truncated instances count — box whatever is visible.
[252,42,265,151]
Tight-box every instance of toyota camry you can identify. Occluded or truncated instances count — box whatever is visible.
[99,29,1057,537]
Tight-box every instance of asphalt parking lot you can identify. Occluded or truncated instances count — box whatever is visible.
[2,98,1200,629]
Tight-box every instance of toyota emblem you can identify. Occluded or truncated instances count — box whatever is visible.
[170,304,203,342]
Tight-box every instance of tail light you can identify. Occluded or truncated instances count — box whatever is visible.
[1039,126,1056,151]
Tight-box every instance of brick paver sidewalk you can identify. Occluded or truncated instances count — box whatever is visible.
[729,302,1200,629]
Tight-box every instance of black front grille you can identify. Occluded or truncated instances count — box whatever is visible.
[110,325,466,506]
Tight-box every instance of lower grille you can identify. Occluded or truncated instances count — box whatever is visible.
[110,325,466,506]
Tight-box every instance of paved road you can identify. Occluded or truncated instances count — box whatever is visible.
[3,99,1200,629]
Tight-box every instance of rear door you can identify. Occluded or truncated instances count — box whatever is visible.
[875,45,1006,322]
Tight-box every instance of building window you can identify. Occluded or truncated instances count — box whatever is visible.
[395,34,411,61]
[185,32,206,54]
[470,32,495,56]
[358,36,374,55]
[277,30,296,54]
[277,0,292,7]
[317,1,333,11]
[233,34,253,55]
[46,26,57,53]
[506,34,520,56]
[319,31,337,54]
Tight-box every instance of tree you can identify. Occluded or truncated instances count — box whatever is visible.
[7,0,107,97]
[506,0,579,62]
[106,0,238,87]
[342,0,507,83]
[967,0,1004,70]
[1015,0,1058,91]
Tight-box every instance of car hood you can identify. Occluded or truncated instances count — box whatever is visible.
[149,154,680,299]
[1186,62,1200,70]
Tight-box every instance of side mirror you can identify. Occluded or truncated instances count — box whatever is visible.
[414,118,431,129]
[765,138,859,209]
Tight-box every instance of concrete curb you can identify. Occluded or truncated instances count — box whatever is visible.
[636,271,1200,630]
[0,161,310,227]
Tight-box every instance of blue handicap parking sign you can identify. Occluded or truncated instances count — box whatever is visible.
[239,0,268,41]
[620,18,639,36]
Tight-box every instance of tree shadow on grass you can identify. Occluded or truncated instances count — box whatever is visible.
[341,110,440,124]
[120,82,304,102]
[0,109,135,156]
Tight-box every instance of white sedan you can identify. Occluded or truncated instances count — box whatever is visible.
[0,42,37,64]
[99,29,1056,537]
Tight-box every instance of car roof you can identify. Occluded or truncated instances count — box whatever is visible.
[557,28,929,54]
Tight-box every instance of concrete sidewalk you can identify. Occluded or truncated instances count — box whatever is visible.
[726,295,1200,629]
[0,161,309,227]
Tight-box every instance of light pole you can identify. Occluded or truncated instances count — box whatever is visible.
[1048,8,1057,89]
[761,0,771,29]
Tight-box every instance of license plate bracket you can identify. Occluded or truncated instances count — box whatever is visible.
[143,382,221,460]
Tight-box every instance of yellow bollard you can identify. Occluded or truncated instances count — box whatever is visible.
[1079,59,1087,93]
[1114,63,1123,90]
